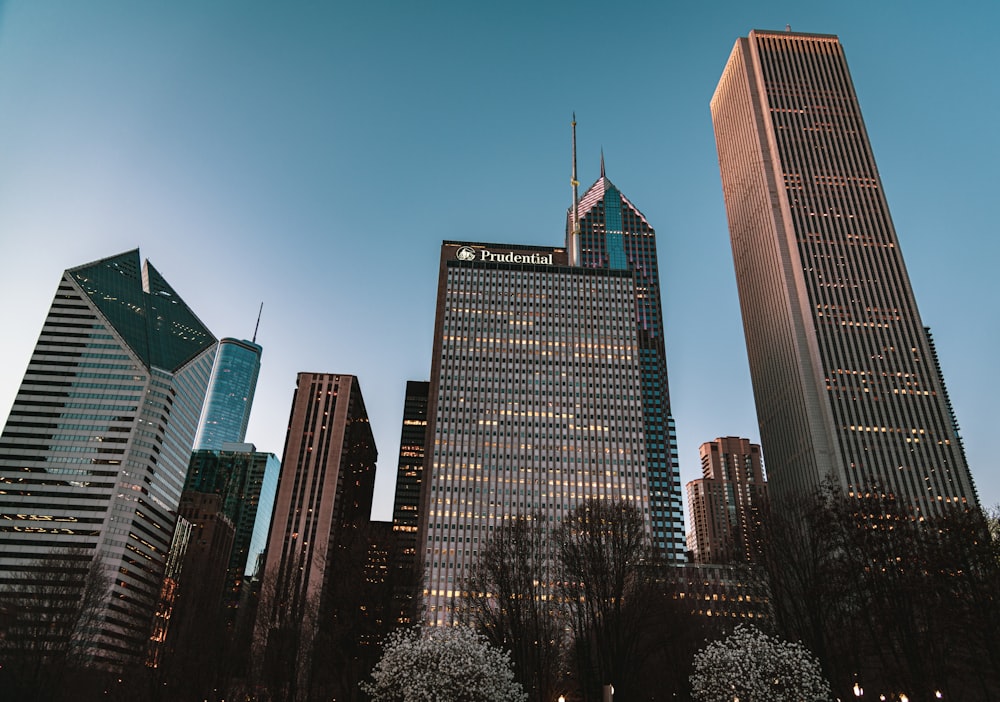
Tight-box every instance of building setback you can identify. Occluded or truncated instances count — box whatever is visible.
[0,250,216,667]
[686,437,767,564]
[194,337,262,451]
[710,30,977,513]
[253,372,376,691]
[419,240,655,625]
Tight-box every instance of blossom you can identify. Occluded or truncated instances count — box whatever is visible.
[690,624,832,702]
[362,626,527,702]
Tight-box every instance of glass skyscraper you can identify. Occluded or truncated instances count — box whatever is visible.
[570,165,684,556]
[183,443,280,610]
[711,30,977,513]
[0,250,216,667]
[194,337,262,450]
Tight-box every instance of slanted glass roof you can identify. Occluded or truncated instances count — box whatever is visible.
[70,250,216,372]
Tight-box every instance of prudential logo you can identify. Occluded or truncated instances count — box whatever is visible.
[454,246,554,265]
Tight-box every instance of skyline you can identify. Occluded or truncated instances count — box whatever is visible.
[0,2,997,520]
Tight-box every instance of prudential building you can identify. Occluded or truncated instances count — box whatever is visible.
[418,165,683,625]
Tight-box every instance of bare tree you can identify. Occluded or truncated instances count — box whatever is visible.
[0,548,109,701]
[758,483,1000,700]
[251,558,322,702]
[460,514,565,702]
[555,499,651,702]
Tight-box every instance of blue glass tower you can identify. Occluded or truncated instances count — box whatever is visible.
[195,337,262,450]
[568,164,684,558]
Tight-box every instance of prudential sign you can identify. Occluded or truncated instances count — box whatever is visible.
[455,246,553,265]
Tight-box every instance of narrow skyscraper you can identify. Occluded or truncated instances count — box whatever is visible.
[390,380,429,625]
[570,163,684,555]
[194,337,262,450]
[253,373,376,691]
[0,250,216,667]
[711,30,977,513]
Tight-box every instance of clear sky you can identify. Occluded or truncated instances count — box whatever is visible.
[0,1,996,521]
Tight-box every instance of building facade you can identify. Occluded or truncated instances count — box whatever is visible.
[665,562,769,623]
[710,30,977,513]
[570,165,684,556]
[686,437,767,564]
[194,337,262,450]
[419,238,660,625]
[389,380,429,625]
[253,373,376,692]
[183,443,280,610]
[0,250,216,666]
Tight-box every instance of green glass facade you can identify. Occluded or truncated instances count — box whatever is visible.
[184,445,280,609]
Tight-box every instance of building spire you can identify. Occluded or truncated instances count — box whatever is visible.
[252,302,263,344]
[570,113,581,266]
[600,147,605,178]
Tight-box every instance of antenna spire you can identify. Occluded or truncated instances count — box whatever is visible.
[252,302,263,344]
[600,147,605,178]
[570,113,581,266]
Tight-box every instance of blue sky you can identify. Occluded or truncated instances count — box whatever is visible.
[0,1,996,520]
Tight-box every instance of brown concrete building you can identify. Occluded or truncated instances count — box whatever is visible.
[252,373,376,692]
[710,30,977,514]
[146,493,235,682]
[686,437,767,564]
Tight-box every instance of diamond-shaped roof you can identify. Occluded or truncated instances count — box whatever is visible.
[69,250,216,372]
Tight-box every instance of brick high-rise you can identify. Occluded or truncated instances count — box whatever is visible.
[253,373,376,689]
[686,437,767,564]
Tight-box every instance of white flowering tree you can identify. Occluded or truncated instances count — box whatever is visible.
[690,624,832,702]
[362,626,527,702]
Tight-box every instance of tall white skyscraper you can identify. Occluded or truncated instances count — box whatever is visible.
[711,30,977,512]
[0,250,216,667]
